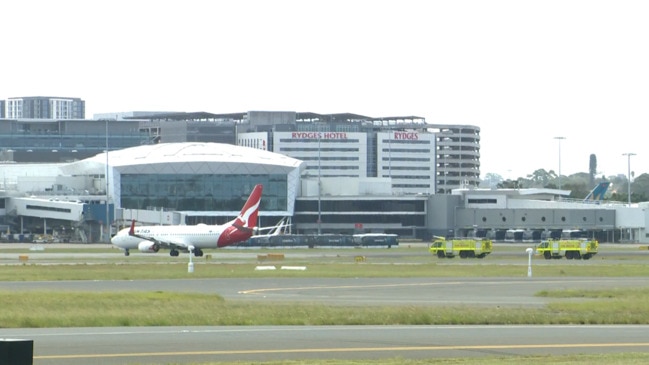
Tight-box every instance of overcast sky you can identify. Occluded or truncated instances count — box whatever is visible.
[3,0,648,180]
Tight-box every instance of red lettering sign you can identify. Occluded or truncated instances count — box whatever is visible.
[291,132,348,139]
[394,132,418,140]
[323,132,347,139]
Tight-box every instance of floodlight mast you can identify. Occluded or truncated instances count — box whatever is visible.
[554,136,566,190]
[623,152,636,206]
[105,119,110,243]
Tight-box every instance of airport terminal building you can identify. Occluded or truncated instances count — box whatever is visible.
[0,110,647,243]
[0,142,304,242]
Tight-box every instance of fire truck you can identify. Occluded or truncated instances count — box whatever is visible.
[429,237,493,259]
[535,239,598,260]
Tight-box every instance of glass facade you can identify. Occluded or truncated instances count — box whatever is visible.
[120,174,288,211]
[0,119,149,163]
[296,199,425,212]
[0,132,144,151]
[293,213,425,226]
[294,199,426,226]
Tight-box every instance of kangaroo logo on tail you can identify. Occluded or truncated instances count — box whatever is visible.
[232,184,263,232]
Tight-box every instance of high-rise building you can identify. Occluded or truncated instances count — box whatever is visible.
[235,112,481,194]
[5,96,85,119]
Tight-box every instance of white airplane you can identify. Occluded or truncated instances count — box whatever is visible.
[111,184,263,257]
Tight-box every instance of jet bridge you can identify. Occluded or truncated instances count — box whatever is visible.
[9,197,85,222]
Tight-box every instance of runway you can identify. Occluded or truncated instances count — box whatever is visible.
[2,244,649,364]
[2,276,649,364]
[3,325,649,364]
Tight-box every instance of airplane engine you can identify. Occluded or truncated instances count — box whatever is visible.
[138,241,160,253]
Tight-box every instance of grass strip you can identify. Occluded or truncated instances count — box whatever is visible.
[2,288,649,328]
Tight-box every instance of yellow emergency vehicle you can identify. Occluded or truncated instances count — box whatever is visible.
[429,237,493,259]
[535,239,598,260]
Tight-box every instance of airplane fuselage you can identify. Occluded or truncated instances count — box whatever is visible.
[112,224,219,248]
[111,222,251,254]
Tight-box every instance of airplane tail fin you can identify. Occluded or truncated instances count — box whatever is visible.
[583,181,610,202]
[128,219,136,236]
[232,184,263,232]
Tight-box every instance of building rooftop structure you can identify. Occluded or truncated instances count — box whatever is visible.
[63,142,304,175]
[121,110,481,191]
[5,96,85,119]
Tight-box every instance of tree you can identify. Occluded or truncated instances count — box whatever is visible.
[480,173,503,188]
[550,172,593,199]
[526,169,553,187]
[497,179,522,189]
[589,154,597,187]
[481,167,649,202]
[564,181,589,199]
[630,173,649,202]
[605,174,628,202]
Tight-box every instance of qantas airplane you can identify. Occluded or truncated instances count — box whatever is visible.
[111,184,263,257]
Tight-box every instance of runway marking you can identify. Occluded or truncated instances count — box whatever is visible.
[237,279,612,295]
[35,342,649,360]
[238,282,463,294]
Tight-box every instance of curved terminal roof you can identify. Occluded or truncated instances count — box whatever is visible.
[61,142,305,175]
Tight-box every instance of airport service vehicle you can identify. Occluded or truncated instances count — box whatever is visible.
[535,239,598,260]
[429,237,493,258]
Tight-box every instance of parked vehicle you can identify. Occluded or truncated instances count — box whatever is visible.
[535,239,598,260]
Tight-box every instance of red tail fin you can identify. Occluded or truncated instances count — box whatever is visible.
[233,184,263,229]
[128,219,136,236]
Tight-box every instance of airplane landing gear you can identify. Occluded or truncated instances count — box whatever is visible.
[124,249,130,256]
[193,248,204,257]
[170,249,179,257]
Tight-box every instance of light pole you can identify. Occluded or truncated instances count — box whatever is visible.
[317,132,321,235]
[105,119,110,243]
[623,153,636,206]
[554,137,566,190]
